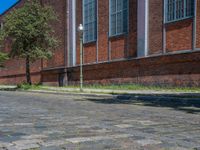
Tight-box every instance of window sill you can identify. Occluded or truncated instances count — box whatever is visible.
[83,40,96,47]
[109,33,128,41]
[165,16,193,24]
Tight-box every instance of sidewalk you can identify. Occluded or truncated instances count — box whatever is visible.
[0,85,17,89]
[0,85,200,97]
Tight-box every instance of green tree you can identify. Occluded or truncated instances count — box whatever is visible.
[0,52,8,68]
[0,0,58,85]
[0,32,8,67]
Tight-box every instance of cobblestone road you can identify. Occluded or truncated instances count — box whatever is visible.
[0,91,200,150]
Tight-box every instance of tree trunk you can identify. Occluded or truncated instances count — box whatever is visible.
[26,56,32,85]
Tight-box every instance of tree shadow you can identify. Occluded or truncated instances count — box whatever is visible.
[84,93,200,114]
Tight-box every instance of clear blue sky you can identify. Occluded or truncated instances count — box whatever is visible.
[0,0,19,14]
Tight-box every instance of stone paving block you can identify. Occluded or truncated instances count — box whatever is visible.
[21,134,48,140]
[122,119,141,123]
[136,139,162,146]
[76,125,95,129]
[0,124,13,127]
[0,142,13,148]
[43,130,66,135]
[167,147,189,150]
[40,116,56,120]
[114,124,134,128]
[90,128,111,133]
[66,134,133,144]
[73,116,89,119]
[0,91,200,149]
[13,123,33,126]
[137,120,159,126]
[41,139,69,147]
[0,123,33,127]
[10,143,40,150]
[6,139,42,149]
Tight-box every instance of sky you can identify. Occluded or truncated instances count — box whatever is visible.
[0,0,19,15]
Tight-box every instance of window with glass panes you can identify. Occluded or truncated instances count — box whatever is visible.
[109,0,128,36]
[165,0,194,23]
[83,0,97,43]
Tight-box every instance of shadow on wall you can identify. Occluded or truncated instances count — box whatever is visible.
[83,94,200,114]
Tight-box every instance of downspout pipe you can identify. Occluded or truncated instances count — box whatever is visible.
[62,0,69,86]
[64,0,68,68]
[163,0,166,53]
[193,0,197,50]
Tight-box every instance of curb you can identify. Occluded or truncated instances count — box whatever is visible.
[0,86,200,98]
[19,89,200,99]
[26,89,114,98]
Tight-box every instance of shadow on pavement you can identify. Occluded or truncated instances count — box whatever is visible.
[84,93,200,114]
[0,88,18,91]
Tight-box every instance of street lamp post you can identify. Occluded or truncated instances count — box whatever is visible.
[78,24,84,92]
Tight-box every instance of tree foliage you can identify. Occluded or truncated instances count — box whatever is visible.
[0,0,58,84]
[0,52,8,68]
[0,29,8,67]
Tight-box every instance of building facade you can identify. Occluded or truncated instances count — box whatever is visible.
[0,0,200,86]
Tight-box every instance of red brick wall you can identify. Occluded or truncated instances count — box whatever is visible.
[166,19,193,52]
[109,0,137,60]
[83,43,97,64]
[127,0,137,57]
[98,0,109,62]
[110,37,126,60]
[67,51,200,87]
[0,59,41,76]
[76,0,137,64]
[0,74,41,85]
[0,0,67,85]
[42,0,66,69]
[76,0,83,65]
[149,0,163,55]
[197,0,200,48]
[0,0,42,84]
[148,1,194,53]
[1,0,200,87]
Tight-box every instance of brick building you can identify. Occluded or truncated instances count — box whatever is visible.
[0,0,200,86]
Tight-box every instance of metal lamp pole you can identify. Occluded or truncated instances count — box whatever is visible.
[78,24,84,92]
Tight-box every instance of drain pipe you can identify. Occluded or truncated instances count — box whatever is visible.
[64,0,68,68]
[62,0,69,86]
[193,0,197,50]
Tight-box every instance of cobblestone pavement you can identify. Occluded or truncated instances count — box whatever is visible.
[0,91,200,150]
